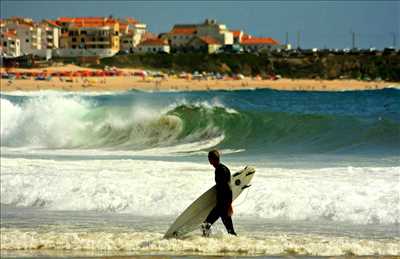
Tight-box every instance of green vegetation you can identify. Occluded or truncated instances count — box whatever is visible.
[94,52,398,81]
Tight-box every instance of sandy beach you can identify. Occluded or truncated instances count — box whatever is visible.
[1,65,397,92]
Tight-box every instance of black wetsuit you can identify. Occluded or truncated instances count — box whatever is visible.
[205,163,236,234]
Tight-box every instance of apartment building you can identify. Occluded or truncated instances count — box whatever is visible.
[54,17,120,57]
[40,20,60,50]
[119,17,147,53]
[0,29,21,57]
[1,17,41,56]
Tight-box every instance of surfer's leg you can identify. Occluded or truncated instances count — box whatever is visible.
[202,206,220,237]
[205,206,220,225]
[221,208,237,236]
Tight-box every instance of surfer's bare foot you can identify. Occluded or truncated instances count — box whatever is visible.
[201,223,211,237]
[228,231,237,236]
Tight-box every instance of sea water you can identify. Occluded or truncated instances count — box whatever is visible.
[1,88,399,257]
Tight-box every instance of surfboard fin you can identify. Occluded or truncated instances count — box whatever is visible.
[242,184,251,190]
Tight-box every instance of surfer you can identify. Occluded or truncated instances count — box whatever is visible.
[202,149,237,237]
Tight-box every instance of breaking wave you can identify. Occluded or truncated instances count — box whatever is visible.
[1,89,399,155]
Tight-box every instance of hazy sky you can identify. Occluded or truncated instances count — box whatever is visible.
[1,1,399,49]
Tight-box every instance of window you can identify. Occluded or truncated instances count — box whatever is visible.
[72,45,76,49]
[69,31,73,36]
[72,37,77,42]
[81,31,87,35]
[92,37,96,41]
[81,38,85,43]
[3,42,7,47]
[26,39,29,43]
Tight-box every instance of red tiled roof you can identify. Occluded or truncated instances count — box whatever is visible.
[139,38,168,46]
[125,17,139,25]
[2,30,17,38]
[119,23,128,31]
[231,30,242,38]
[57,17,118,27]
[241,37,279,45]
[142,32,156,41]
[4,18,34,28]
[169,27,197,35]
[58,17,105,23]
[198,36,220,45]
[44,20,61,28]
[242,34,251,40]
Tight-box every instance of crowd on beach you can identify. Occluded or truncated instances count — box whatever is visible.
[0,64,396,92]
[1,64,283,89]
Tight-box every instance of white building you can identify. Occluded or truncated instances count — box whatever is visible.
[136,38,170,53]
[40,20,60,50]
[0,29,21,57]
[196,19,233,45]
[119,17,147,52]
[1,17,42,56]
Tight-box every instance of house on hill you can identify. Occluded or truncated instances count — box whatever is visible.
[136,38,170,53]
[163,19,233,53]
[187,36,222,53]
[241,36,281,53]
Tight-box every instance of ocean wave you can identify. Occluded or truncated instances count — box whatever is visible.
[0,96,227,151]
[2,92,399,155]
[1,158,399,225]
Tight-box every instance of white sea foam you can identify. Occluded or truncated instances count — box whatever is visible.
[0,95,228,152]
[0,98,22,143]
[1,157,399,225]
[1,228,399,256]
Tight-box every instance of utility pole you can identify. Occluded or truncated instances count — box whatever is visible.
[297,31,300,49]
[285,32,289,46]
[352,31,356,49]
[393,32,397,48]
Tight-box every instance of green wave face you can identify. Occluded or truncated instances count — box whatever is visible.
[168,104,400,155]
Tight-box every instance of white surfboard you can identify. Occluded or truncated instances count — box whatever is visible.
[164,166,255,238]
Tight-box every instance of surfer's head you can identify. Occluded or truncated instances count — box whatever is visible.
[208,149,220,167]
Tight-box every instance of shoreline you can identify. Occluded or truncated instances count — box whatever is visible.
[1,65,398,92]
[2,250,400,259]
[1,77,397,93]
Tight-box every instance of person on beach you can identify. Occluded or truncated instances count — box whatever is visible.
[202,149,237,237]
